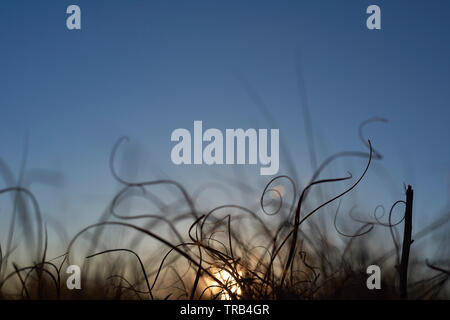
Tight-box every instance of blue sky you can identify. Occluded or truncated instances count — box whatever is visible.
[0,1,449,243]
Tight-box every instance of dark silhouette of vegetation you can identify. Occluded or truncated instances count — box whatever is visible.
[0,121,448,300]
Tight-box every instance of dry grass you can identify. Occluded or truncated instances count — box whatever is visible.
[0,120,449,300]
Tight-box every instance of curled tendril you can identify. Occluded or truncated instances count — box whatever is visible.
[373,205,386,224]
[278,140,374,287]
[358,117,387,160]
[261,188,283,216]
[368,202,407,228]
[387,200,406,227]
[308,117,386,185]
[109,136,197,218]
[260,175,297,217]
[333,200,374,238]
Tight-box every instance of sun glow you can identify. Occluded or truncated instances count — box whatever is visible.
[214,269,242,300]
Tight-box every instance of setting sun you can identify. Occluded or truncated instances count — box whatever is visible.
[215,270,242,300]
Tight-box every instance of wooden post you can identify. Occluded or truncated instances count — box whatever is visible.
[400,185,413,299]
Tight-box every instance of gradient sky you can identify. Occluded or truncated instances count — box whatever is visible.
[0,1,449,246]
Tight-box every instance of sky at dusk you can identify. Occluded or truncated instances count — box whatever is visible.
[0,1,449,248]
